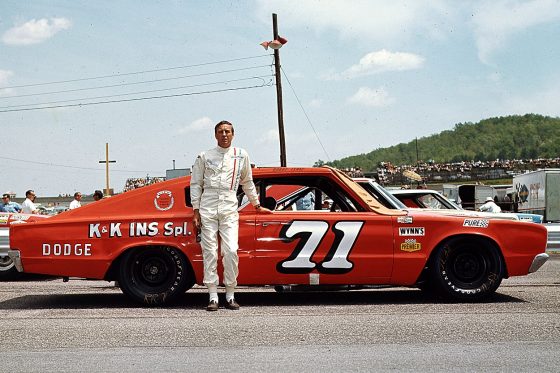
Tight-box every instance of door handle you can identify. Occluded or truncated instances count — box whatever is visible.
[261,221,290,227]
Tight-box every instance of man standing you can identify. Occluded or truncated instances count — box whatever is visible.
[69,192,82,209]
[479,196,501,213]
[0,194,21,213]
[191,120,269,311]
[21,190,39,214]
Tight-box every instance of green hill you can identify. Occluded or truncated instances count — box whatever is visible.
[320,114,560,171]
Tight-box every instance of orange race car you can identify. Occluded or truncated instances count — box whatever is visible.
[8,167,549,306]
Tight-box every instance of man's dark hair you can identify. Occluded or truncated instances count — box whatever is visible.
[25,190,34,198]
[2,193,9,199]
[74,192,81,198]
[214,120,234,134]
[93,190,103,199]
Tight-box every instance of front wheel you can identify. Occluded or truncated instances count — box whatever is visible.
[430,237,504,301]
[118,246,193,306]
[0,256,20,280]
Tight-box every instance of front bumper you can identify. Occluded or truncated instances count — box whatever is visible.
[7,250,23,272]
[528,253,549,273]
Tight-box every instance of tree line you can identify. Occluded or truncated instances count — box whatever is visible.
[318,114,560,171]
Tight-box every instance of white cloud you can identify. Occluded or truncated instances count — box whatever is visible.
[2,17,72,45]
[178,116,213,134]
[472,0,560,64]
[334,50,424,79]
[0,70,14,96]
[257,129,279,144]
[309,99,322,108]
[347,87,395,107]
[256,0,453,42]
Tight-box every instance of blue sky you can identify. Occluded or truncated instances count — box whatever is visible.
[1,0,560,196]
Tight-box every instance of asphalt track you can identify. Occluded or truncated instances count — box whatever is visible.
[1,256,560,372]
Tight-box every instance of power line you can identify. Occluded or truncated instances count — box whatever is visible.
[0,82,273,113]
[0,75,273,110]
[0,155,160,173]
[1,54,273,89]
[281,66,331,162]
[0,65,273,100]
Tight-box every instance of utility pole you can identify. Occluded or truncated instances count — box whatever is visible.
[272,13,287,167]
[99,143,116,196]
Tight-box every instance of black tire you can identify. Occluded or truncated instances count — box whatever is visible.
[0,256,20,280]
[430,237,503,301]
[118,246,193,306]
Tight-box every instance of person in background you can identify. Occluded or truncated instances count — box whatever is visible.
[69,192,82,209]
[479,196,502,213]
[21,190,39,214]
[92,190,104,201]
[0,194,21,213]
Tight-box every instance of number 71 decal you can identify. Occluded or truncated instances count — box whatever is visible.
[277,220,364,274]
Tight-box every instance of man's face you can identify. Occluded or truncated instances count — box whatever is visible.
[76,194,82,200]
[215,124,234,148]
[1,196,8,204]
[28,192,36,201]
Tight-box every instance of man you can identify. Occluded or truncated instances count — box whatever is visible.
[479,196,501,213]
[92,190,104,201]
[191,120,270,311]
[0,194,21,213]
[21,190,39,214]
[69,192,82,209]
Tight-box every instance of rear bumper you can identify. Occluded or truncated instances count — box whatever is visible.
[7,250,23,272]
[528,253,549,273]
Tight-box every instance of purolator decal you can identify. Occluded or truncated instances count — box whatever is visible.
[463,219,489,228]
[398,227,425,236]
[400,239,421,252]
[154,190,174,211]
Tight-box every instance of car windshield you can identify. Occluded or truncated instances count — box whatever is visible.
[328,167,406,215]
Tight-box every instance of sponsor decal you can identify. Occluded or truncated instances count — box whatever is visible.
[0,214,8,224]
[400,239,422,252]
[154,190,174,211]
[42,243,92,256]
[10,214,30,221]
[397,216,413,224]
[463,219,489,228]
[398,227,425,236]
[88,221,190,238]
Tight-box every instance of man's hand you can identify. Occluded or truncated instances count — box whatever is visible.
[193,209,201,229]
[256,206,273,214]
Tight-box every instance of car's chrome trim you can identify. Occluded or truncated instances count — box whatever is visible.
[528,253,549,273]
[7,250,23,272]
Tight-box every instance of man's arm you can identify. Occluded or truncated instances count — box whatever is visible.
[190,154,205,228]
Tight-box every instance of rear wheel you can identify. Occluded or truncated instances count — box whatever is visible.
[430,237,503,301]
[118,246,193,306]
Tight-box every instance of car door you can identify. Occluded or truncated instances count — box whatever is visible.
[249,210,393,285]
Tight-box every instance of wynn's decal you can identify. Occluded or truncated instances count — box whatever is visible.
[277,220,364,274]
[463,219,489,228]
[0,214,8,224]
[88,221,190,238]
[400,239,421,252]
[398,227,425,236]
[43,243,92,256]
[154,190,174,211]
[397,216,413,224]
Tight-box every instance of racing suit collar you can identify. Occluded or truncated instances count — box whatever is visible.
[216,146,231,154]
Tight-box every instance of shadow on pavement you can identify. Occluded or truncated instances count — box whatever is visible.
[0,287,524,310]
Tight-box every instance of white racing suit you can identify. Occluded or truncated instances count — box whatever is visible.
[190,146,259,294]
